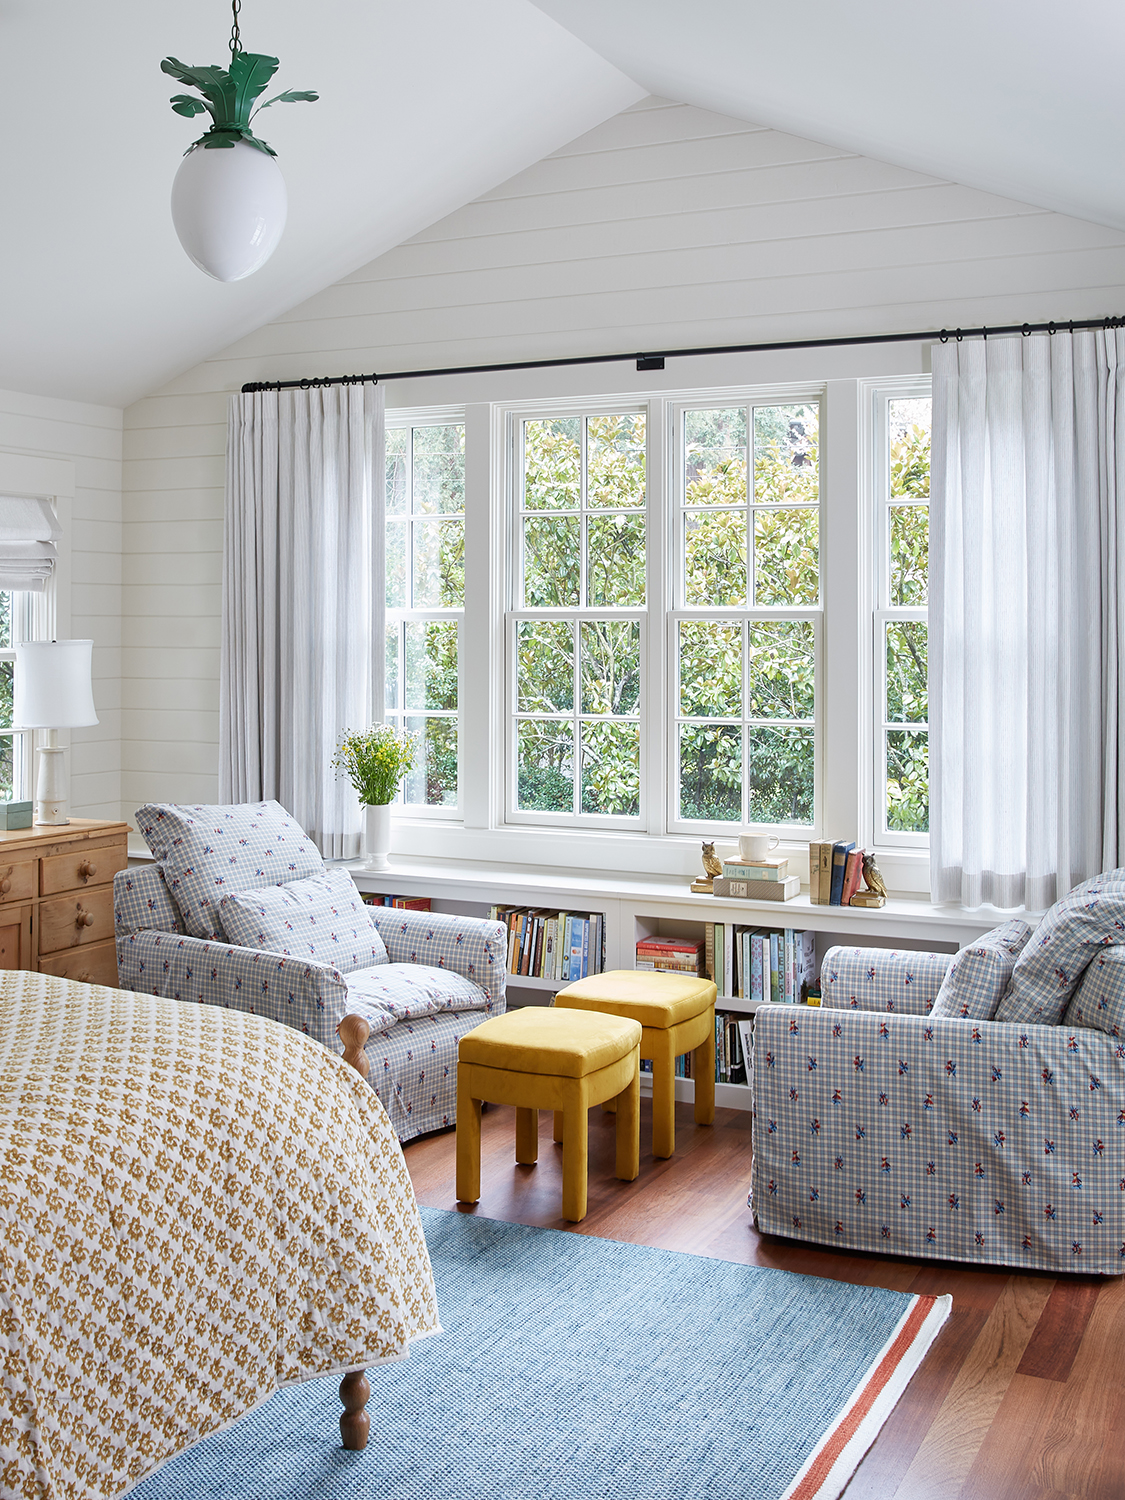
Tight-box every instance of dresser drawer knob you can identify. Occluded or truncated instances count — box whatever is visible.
[76,970,91,982]
[78,860,97,880]
[0,878,11,895]
[76,908,95,928]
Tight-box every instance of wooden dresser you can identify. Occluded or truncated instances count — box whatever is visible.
[0,818,129,986]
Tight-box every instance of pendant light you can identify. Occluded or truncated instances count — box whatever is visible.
[162,0,317,282]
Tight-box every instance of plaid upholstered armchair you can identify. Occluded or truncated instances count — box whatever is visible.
[752,874,1125,1274]
[114,801,506,1142]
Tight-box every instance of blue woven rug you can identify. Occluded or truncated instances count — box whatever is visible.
[132,1207,949,1500]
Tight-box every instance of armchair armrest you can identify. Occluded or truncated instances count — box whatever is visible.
[115,928,350,1054]
[368,909,507,1012]
[821,944,952,1015]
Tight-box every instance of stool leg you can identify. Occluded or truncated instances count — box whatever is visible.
[615,1048,640,1182]
[455,1082,482,1204]
[516,1107,539,1164]
[553,1109,564,1143]
[651,1033,677,1159]
[693,1012,716,1127]
[561,1098,588,1222]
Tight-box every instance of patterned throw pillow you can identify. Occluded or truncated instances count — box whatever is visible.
[220,867,389,973]
[996,876,1125,1026]
[929,919,1033,1021]
[136,800,324,940]
[1063,946,1125,1037]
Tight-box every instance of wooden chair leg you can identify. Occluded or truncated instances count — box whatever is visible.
[553,1109,564,1143]
[455,1081,482,1203]
[515,1106,539,1163]
[615,1049,640,1182]
[560,1098,588,1222]
[340,1368,370,1450]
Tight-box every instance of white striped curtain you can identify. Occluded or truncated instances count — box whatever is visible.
[930,329,1125,910]
[220,384,385,859]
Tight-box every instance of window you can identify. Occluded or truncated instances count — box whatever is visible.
[875,393,931,840]
[384,421,464,810]
[0,590,36,800]
[509,412,646,823]
[673,401,820,830]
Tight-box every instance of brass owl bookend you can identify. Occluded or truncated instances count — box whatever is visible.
[851,851,887,907]
[691,840,723,894]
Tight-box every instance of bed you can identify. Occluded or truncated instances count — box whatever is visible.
[0,971,440,1500]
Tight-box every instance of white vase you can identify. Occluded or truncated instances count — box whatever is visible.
[363,803,392,870]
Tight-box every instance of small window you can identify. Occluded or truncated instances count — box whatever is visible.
[876,394,931,840]
[384,422,463,811]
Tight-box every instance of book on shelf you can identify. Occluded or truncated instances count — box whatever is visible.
[829,841,855,905]
[364,894,432,910]
[841,848,864,906]
[711,874,801,902]
[807,840,838,905]
[490,905,603,980]
[720,858,789,882]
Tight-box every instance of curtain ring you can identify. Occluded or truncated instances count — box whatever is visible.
[956,328,963,342]
[939,329,949,343]
[1021,323,1031,337]
[299,378,311,389]
[982,325,988,341]
[1048,321,1056,336]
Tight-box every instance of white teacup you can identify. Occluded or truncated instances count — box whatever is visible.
[739,833,780,862]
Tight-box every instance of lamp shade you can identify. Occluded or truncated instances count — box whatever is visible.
[171,140,288,282]
[14,640,98,729]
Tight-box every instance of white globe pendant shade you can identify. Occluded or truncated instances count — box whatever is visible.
[171,139,287,282]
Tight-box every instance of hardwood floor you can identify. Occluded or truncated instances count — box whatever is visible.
[404,1097,1125,1500]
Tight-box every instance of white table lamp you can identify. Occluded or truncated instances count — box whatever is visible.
[14,640,98,825]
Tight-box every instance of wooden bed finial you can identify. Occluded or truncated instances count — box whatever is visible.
[337,1012,373,1449]
[338,1013,371,1080]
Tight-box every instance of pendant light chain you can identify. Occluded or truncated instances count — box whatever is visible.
[229,0,242,59]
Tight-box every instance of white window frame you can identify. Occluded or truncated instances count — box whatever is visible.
[870,381,931,850]
[503,400,649,833]
[384,409,465,819]
[0,586,53,802]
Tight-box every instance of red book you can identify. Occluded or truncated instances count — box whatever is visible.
[842,849,864,905]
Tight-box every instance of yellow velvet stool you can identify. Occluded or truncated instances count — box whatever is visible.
[456,1006,641,1223]
[553,969,717,1159]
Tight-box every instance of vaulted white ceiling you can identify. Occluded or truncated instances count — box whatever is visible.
[3,0,1119,408]
[534,0,1125,235]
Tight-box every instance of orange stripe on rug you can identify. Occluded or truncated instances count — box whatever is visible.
[789,1294,940,1500]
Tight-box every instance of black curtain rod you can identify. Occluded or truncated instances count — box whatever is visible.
[240,313,1125,394]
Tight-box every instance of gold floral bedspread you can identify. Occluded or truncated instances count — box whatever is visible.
[0,974,440,1500]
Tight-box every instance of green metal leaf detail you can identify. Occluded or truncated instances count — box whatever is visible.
[162,49,314,160]
[169,94,210,118]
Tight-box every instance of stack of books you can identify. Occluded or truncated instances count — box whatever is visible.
[634,936,704,974]
[362,894,432,911]
[808,841,868,905]
[488,906,604,982]
[710,855,800,903]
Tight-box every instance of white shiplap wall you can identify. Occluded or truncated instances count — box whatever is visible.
[0,386,122,818]
[121,96,1125,815]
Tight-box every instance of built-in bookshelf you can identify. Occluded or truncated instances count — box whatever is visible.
[345,856,1007,1112]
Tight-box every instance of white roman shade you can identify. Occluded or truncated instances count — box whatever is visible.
[0,497,60,592]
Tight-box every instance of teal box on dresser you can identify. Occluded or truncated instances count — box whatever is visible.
[0,801,33,829]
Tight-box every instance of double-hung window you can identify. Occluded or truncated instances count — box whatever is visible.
[384,419,464,811]
[509,411,646,824]
[874,391,931,840]
[671,399,820,831]
[0,590,38,800]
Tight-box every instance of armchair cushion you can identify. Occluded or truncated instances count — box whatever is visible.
[997,876,1125,1025]
[1064,947,1125,1038]
[930,919,1033,1021]
[220,867,388,973]
[136,800,323,941]
[344,963,491,1028]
